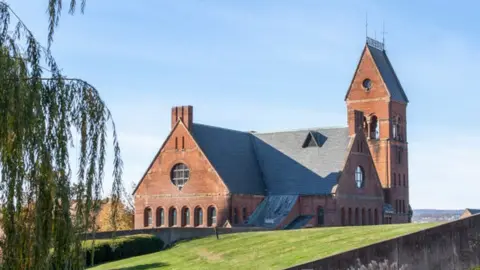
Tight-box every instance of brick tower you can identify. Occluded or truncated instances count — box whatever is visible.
[345,37,410,223]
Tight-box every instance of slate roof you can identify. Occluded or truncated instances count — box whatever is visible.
[253,128,350,195]
[191,123,351,196]
[191,123,266,195]
[366,41,409,103]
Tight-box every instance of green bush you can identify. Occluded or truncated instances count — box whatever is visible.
[83,234,164,267]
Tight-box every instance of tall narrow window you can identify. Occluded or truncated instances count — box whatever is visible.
[207,206,217,227]
[368,209,372,225]
[182,207,190,226]
[355,208,359,226]
[144,208,152,227]
[169,208,177,227]
[374,209,379,225]
[361,208,366,225]
[233,208,238,224]
[182,136,185,150]
[317,207,324,226]
[393,173,396,187]
[341,208,346,226]
[194,207,203,227]
[403,174,406,187]
[175,137,178,150]
[156,207,164,227]
[348,208,352,226]
[370,115,379,139]
[242,208,247,223]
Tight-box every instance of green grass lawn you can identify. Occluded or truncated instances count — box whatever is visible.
[90,223,440,270]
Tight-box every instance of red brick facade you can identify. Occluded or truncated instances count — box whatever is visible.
[133,40,409,229]
[345,44,410,223]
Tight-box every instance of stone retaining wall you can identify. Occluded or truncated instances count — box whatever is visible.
[287,215,480,270]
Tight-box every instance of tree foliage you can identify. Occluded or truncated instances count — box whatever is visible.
[0,0,124,269]
[95,198,134,232]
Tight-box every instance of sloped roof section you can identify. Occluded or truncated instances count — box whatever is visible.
[467,208,480,215]
[252,127,351,195]
[366,38,409,103]
[191,123,266,195]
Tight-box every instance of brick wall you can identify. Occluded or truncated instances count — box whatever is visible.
[286,214,480,270]
[134,120,231,229]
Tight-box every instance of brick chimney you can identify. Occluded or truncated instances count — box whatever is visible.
[348,109,364,136]
[171,105,193,130]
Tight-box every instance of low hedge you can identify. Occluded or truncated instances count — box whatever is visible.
[83,234,164,267]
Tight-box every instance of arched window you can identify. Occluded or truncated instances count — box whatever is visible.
[169,208,177,227]
[233,208,239,224]
[355,166,365,188]
[370,115,379,139]
[317,206,324,226]
[207,206,217,227]
[363,116,368,138]
[348,208,352,226]
[242,207,248,223]
[170,163,190,190]
[355,208,359,226]
[361,208,366,225]
[156,207,164,227]
[194,207,203,227]
[144,208,152,227]
[374,208,379,225]
[341,208,346,226]
[368,209,372,225]
[182,207,190,226]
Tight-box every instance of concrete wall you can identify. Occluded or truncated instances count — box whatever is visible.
[287,214,480,270]
[84,226,267,246]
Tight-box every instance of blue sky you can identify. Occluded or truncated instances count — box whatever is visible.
[8,0,480,209]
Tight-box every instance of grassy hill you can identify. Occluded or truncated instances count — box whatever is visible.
[90,223,439,270]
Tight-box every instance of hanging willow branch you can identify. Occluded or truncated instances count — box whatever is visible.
[0,1,123,269]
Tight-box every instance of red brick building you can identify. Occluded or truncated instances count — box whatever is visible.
[133,37,411,230]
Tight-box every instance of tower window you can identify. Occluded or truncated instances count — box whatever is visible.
[355,166,365,188]
[393,173,396,187]
[369,115,379,139]
[362,78,372,91]
[396,147,403,164]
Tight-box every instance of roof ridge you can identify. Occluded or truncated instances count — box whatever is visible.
[254,125,347,135]
[193,122,249,134]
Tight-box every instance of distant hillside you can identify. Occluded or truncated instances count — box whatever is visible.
[412,209,463,223]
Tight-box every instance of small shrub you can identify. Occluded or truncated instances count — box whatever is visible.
[347,258,410,270]
[83,234,164,267]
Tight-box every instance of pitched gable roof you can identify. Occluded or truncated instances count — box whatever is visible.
[366,39,409,103]
[345,38,409,104]
[191,123,266,195]
[252,127,351,195]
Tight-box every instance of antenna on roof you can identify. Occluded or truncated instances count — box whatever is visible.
[365,12,368,39]
[382,21,387,50]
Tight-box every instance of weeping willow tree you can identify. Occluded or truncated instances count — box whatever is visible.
[0,0,124,269]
